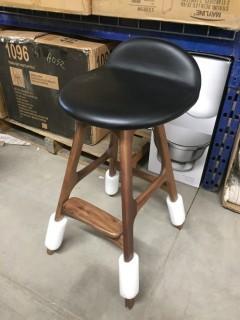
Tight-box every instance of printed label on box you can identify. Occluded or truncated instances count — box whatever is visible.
[128,0,157,13]
[181,0,230,21]
[29,71,59,90]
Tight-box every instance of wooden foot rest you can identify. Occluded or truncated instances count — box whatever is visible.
[63,197,122,239]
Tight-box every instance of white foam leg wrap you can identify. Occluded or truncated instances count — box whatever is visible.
[166,193,186,226]
[119,253,139,299]
[45,213,67,251]
[105,169,119,196]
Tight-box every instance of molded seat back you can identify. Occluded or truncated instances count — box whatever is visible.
[58,38,202,130]
[107,38,201,88]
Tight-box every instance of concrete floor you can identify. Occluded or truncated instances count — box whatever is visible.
[1,143,240,320]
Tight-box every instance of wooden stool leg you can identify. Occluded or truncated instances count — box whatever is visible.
[109,132,118,176]
[45,122,86,254]
[105,132,119,196]
[55,122,86,220]
[119,130,139,309]
[153,126,177,201]
[153,126,186,228]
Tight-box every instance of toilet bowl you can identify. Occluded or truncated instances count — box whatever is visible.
[163,126,211,171]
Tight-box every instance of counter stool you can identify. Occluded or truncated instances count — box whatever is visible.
[45,38,201,309]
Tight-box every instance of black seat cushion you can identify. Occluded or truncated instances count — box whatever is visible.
[59,38,201,130]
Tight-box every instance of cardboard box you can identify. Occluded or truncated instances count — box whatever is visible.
[93,0,240,30]
[0,30,111,144]
[1,0,91,15]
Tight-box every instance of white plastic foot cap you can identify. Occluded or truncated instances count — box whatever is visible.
[166,194,186,227]
[105,169,119,196]
[45,213,67,251]
[119,253,139,299]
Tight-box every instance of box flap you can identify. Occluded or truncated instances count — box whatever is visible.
[0,29,46,41]
[38,0,91,14]
[0,0,91,15]
[35,34,106,51]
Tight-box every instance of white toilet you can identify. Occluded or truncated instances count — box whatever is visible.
[149,54,231,187]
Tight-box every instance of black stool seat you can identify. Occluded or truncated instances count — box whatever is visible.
[59,38,201,130]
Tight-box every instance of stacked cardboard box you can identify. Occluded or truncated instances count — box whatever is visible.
[2,1,240,29]
[93,0,240,30]
[0,30,111,144]
[1,0,91,15]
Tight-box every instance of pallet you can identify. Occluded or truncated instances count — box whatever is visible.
[0,119,150,167]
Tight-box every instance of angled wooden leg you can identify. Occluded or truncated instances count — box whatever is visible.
[153,126,185,229]
[45,122,86,254]
[55,122,86,220]
[119,131,136,260]
[119,130,138,309]
[153,126,177,201]
[109,132,118,177]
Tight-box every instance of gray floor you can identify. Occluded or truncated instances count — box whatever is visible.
[1,143,240,320]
